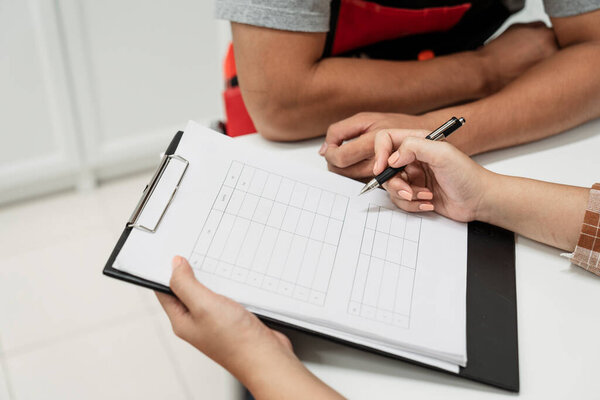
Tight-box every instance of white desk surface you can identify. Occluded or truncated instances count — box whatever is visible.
[236,118,600,399]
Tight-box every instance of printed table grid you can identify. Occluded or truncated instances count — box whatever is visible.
[189,161,348,306]
[347,204,422,329]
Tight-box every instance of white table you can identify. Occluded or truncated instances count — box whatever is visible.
[236,118,600,399]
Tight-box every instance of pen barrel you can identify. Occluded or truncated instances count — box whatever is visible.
[375,165,406,185]
[426,116,462,141]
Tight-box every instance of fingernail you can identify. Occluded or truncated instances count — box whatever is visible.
[398,190,412,200]
[172,256,183,270]
[318,142,328,155]
[388,152,399,165]
[419,204,434,211]
[373,159,381,174]
[417,191,433,200]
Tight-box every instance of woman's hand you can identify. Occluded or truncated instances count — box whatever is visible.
[373,130,493,222]
[156,256,343,400]
[320,112,435,180]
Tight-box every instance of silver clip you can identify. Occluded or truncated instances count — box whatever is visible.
[127,154,189,233]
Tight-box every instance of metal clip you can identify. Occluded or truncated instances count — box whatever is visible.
[127,154,189,233]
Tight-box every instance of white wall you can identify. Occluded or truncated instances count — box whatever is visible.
[0,0,230,204]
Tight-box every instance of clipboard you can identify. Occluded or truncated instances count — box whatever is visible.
[103,131,519,392]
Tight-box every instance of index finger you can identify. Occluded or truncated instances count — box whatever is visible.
[373,129,429,173]
[325,113,376,146]
[323,131,375,168]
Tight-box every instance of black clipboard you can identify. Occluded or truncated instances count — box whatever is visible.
[103,131,519,392]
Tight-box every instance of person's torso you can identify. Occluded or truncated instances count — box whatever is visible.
[322,0,525,59]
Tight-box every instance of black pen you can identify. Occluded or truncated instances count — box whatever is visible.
[359,116,465,196]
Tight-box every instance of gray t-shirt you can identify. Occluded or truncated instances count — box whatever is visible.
[215,0,600,32]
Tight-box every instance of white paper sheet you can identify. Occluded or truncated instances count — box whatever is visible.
[114,121,468,370]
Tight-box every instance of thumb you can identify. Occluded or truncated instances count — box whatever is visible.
[169,256,214,313]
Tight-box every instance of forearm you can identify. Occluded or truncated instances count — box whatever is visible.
[428,41,600,155]
[238,351,343,400]
[478,173,588,251]
[256,52,488,140]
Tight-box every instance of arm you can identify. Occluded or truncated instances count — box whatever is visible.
[157,257,343,400]
[429,10,600,155]
[321,12,600,178]
[232,22,555,141]
[372,132,587,251]
[480,176,588,251]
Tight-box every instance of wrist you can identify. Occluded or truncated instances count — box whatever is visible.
[234,341,304,392]
[473,48,499,97]
[475,170,504,223]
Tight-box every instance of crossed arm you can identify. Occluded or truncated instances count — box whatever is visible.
[432,10,600,155]
[321,9,600,176]
[232,21,556,141]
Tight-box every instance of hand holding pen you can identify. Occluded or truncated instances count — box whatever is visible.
[360,117,465,195]
[367,118,493,220]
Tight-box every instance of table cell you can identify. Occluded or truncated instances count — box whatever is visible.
[225,189,245,215]
[236,221,263,269]
[289,183,309,208]
[275,178,294,204]
[296,239,322,287]
[331,195,349,220]
[366,205,379,229]
[231,266,249,282]
[317,190,335,216]
[377,207,392,233]
[363,257,384,307]
[281,235,308,282]
[312,243,336,292]
[378,262,400,311]
[206,213,235,259]
[390,211,407,237]
[236,166,255,191]
[252,226,278,273]
[194,210,222,255]
[394,267,416,316]
[281,206,301,233]
[221,217,250,264]
[253,197,273,224]
[224,161,244,187]
[296,209,316,237]
[237,193,259,220]
[248,169,268,195]
[267,231,294,278]
[213,185,234,211]
[350,254,370,302]
[405,215,422,242]
[262,174,282,200]
[401,239,418,269]
[266,202,287,228]
[361,228,375,255]
[325,218,343,245]
[310,214,328,241]
[372,231,389,259]
[304,186,321,212]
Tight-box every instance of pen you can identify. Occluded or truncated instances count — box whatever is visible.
[359,116,465,196]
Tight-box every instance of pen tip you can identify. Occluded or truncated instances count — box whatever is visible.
[359,179,379,196]
[458,117,466,124]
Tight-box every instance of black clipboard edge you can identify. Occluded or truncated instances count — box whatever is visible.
[102,131,519,392]
[102,131,184,294]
